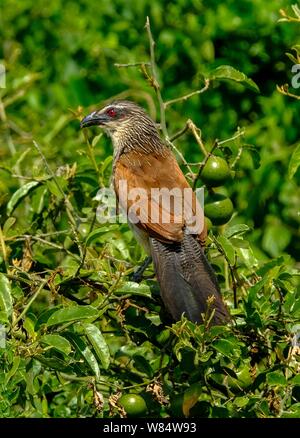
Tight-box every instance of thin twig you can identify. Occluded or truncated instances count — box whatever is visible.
[75,211,98,276]
[276,84,300,100]
[192,139,218,190]
[33,140,84,259]
[145,17,168,139]
[14,235,80,260]
[0,226,8,269]
[217,128,245,145]
[33,141,65,198]
[11,174,48,181]
[187,120,208,157]
[82,129,104,187]
[164,79,210,108]
[169,123,190,142]
[114,62,151,68]
[12,279,48,327]
[212,235,238,308]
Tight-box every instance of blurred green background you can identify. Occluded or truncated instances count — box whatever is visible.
[1,0,299,262]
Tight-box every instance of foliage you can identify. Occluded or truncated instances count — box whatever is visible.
[0,0,299,418]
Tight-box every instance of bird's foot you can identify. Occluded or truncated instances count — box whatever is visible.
[130,256,152,283]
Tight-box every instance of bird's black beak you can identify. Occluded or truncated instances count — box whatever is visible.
[80,112,108,128]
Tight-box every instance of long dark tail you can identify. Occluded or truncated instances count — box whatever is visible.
[149,234,229,325]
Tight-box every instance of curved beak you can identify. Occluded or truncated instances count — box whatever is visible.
[80,111,108,128]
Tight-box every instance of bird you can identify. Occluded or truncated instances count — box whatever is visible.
[80,100,229,325]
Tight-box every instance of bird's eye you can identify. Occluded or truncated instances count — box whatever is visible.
[106,108,117,117]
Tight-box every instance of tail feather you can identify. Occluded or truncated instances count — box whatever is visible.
[149,233,229,325]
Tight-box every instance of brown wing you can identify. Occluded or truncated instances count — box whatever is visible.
[114,149,206,244]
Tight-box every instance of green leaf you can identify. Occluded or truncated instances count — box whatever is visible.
[46,178,66,200]
[262,224,291,257]
[183,383,202,417]
[224,224,250,239]
[133,354,153,377]
[64,332,100,379]
[208,65,260,93]
[91,132,103,147]
[257,257,285,277]
[288,143,300,179]
[266,371,286,386]
[234,396,249,408]
[40,334,72,355]
[46,305,99,327]
[114,282,152,298]
[100,155,113,173]
[7,181,40,215]
[217,236,235,265]
[35,354,72,373]
[4,356,21,386]
[3,217,16,235]
[291,374,300,385]
[282,403,300,418]
[212,339,240,359]
[0,273,13,321]
[83,323,110,370]
[23,317,36,339]
[85,225,119,245]
[230,238,249,248]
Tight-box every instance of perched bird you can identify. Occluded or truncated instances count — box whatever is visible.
[80,100,229,325]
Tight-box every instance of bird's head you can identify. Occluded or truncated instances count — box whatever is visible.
[81,100,153,134]
[80,100,162,153]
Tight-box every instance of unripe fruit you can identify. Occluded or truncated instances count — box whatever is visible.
[204,216,213,232]
[201,156,231,187]
[118,393,147,417]
[205,193,233,225]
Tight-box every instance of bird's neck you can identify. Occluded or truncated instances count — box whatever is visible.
[110,128,166,164]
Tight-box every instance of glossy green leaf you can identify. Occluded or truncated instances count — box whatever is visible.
[288,143,300,179]
[40,334,72,355]
[46,178,66,200]
[0,273,13,321]
[46,305,99,327]
[224,224,250,239]
[85,225,119,245]
[3,217,16,235]
[133,354,153,377]
[7,181,40,215]
[266,371,287,386]
[83,323,110,370]
[114,282,152,298]
[4,356,21,386]
[208,65,260,92]
[212,339,240,359]
[217,236,235,265]
[64,332,100,379]
[291,374,300,385]
[183,383,202,417]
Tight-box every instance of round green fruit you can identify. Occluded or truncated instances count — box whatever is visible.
[201,156,231,187]
[204,216,213,232]
[119,393,147,417]
[205,193,234,225]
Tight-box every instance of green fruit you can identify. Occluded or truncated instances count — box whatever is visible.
[201,156,231,187]
[205,193,234,225]
[78,223,89,237]
[119,393,147,417]
[204,216,213,232]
